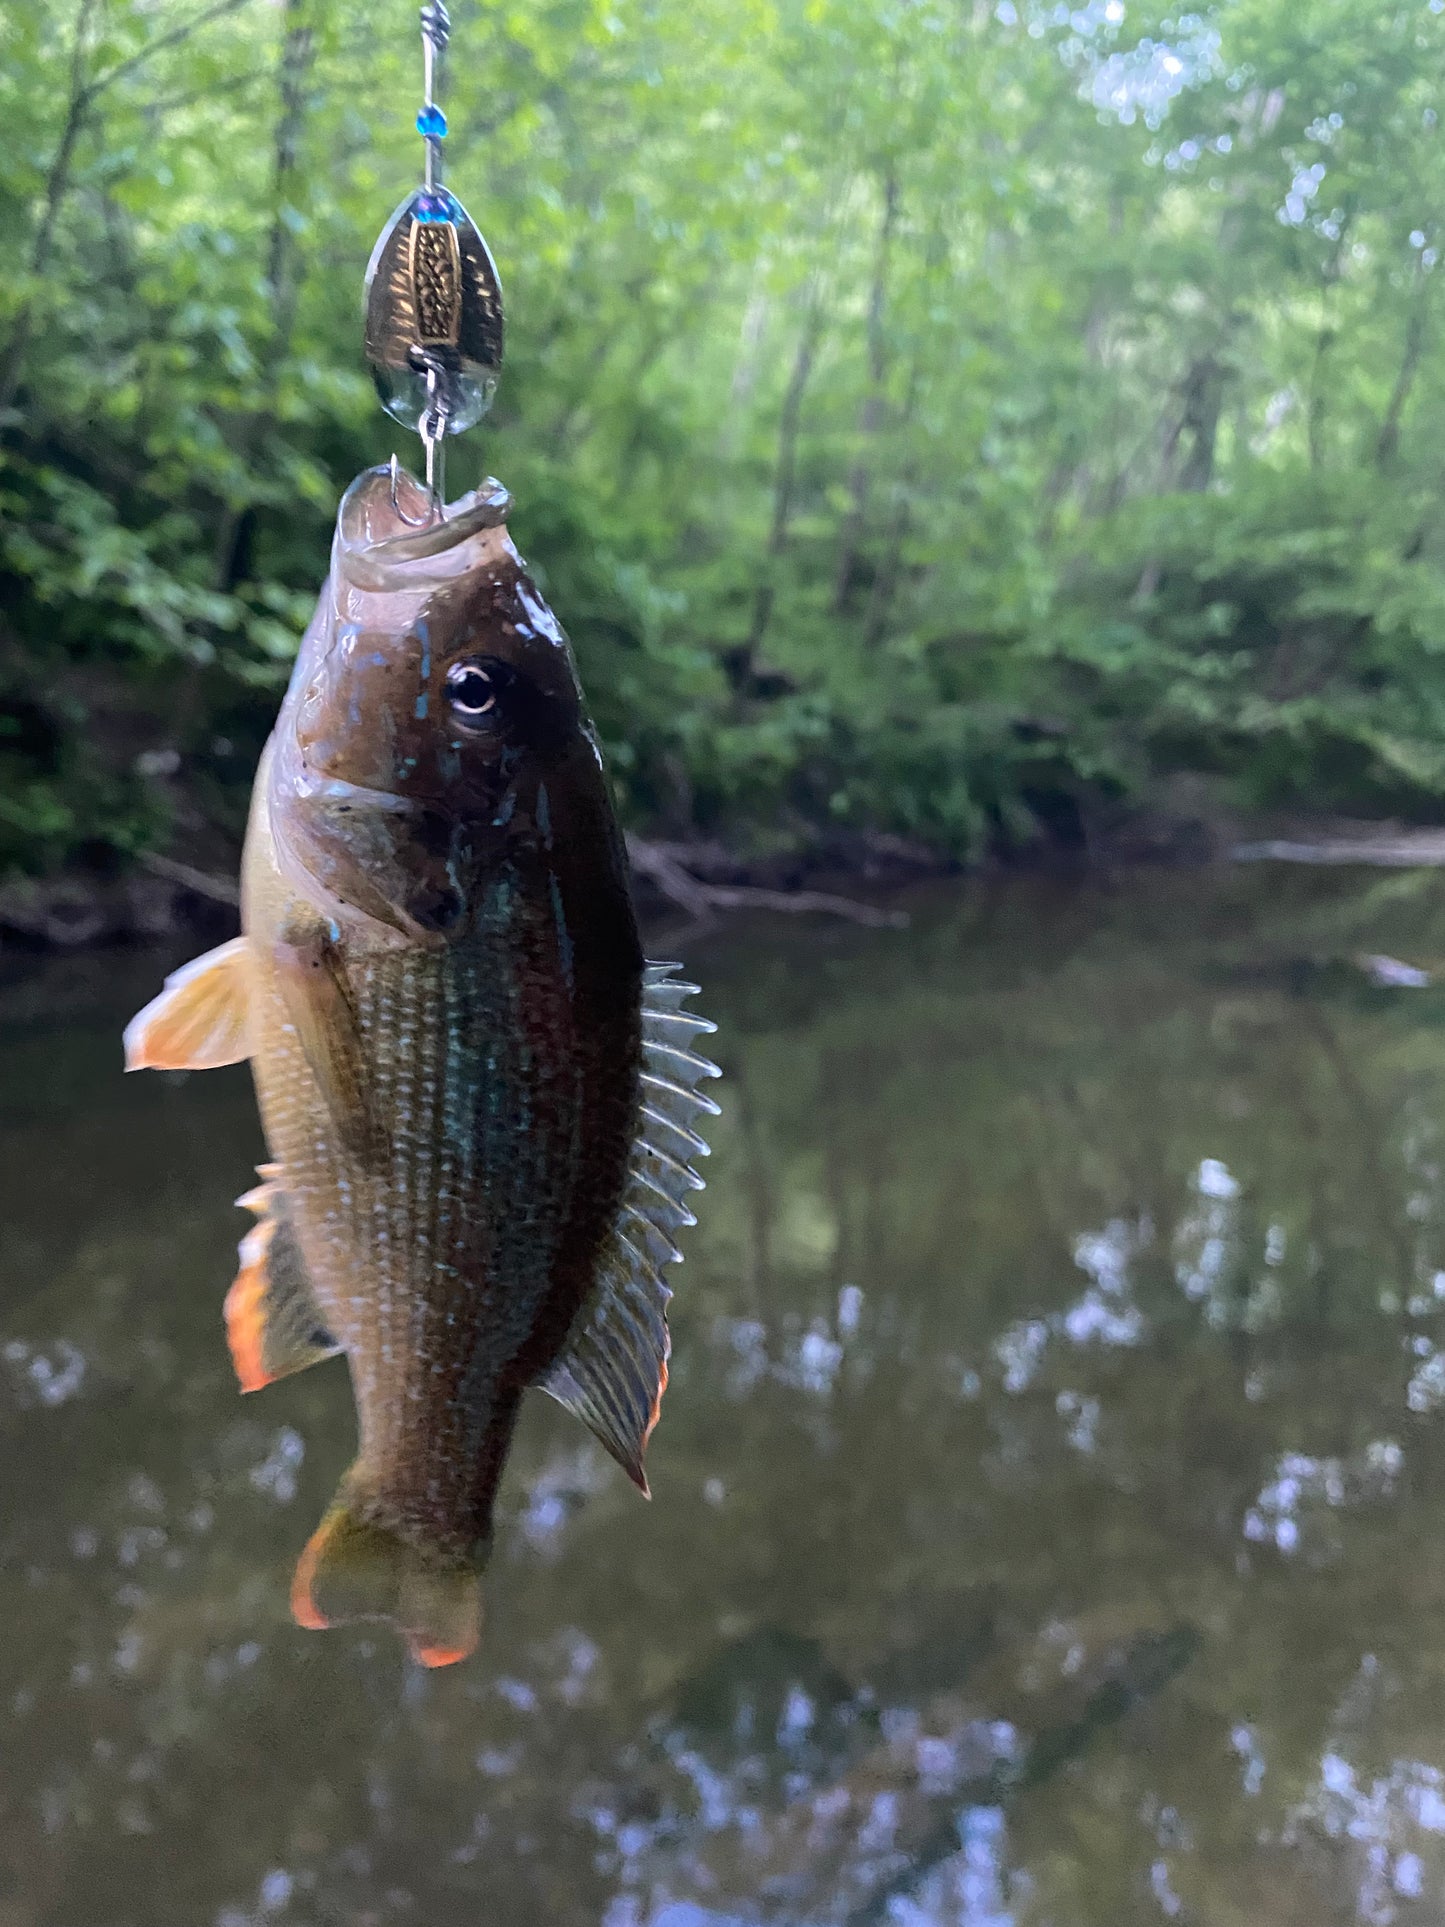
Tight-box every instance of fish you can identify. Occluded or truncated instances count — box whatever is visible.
[123,461,719,1667]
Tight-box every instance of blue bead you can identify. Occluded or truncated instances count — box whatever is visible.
[412,189,457,223]
[416,104,447,139]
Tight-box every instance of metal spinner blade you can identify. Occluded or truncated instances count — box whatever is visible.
[364,187,503,437]
[363,2,504,504]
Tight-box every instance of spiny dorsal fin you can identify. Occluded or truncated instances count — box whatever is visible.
[226,1166,342,1393]
[123,936,251,1072]
[538,962,720,1492]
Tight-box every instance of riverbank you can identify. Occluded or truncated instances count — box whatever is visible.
[8,804,1445,952]
[0,830,935,950]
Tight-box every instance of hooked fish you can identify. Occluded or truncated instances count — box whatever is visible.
[124,463,719,1666]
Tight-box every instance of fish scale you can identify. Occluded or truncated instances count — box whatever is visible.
[122,462,716,1665]
[279,884,602,1545]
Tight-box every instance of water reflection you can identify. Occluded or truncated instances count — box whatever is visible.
[9,869,1445,1921]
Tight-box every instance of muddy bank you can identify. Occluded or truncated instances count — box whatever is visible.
[0,831,934,952]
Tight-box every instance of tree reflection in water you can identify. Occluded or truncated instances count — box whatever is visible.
[4,867,1445,1923]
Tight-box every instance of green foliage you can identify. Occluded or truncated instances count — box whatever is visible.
[3,0,1445,876]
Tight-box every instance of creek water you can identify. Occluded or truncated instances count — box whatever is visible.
[6,865,1445,1925]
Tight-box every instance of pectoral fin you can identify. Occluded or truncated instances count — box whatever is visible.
[123,937,251,1071]
[227,1165,341,1392]
[273,919,377,1163]
[538,962,719,1493]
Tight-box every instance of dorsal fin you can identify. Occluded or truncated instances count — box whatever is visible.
[537,962,720,1492]
[226,1166,343,1393]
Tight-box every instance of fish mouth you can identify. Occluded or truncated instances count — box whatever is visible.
[335,464,513,594]
[291,765,422,817]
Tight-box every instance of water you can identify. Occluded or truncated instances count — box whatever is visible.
[8,865,1445,1925]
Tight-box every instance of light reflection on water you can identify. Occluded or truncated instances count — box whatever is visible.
[9,867,1445,1922]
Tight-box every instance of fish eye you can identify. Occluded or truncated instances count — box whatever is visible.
[445,660,499,725]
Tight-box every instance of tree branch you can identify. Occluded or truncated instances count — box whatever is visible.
[625,835,907,928]
[0,0,254,422]
[138,853,240,907]
[82,0,254,107]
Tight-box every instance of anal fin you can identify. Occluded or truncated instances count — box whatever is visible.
[123,936,250,1071]
[226,1166,341,1393]
[538,961,719,1493]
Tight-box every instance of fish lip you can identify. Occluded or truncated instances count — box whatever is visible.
[290,764,423,817]
[335,465,513,592]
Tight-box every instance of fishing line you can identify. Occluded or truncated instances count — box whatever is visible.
[365,1,506,524]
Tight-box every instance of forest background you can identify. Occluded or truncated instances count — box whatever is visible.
[3,0,1445,902]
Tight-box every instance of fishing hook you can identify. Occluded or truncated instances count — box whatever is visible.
[389,453,437,528]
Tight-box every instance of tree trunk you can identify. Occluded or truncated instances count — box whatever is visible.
[0,0,98,423]
[1305,215,1352,473]
[1176,352,1225,492]
[1306,327,1335,472]
[861,357,921,646]
[831,168,899,614]
[1133,336,1231,598]
[741,291,824,665]
[1376,261,1431,468]
[212,0,317,593]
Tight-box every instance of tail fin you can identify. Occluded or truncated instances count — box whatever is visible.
[290,1492,482,1668]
